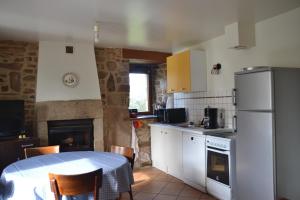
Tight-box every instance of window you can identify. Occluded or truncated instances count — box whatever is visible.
[129,64,153,114]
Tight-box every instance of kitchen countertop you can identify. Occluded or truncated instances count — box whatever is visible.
[149,122,233,135]
[130,115,157,120]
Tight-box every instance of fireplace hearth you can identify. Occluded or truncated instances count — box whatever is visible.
[48,119,94,152]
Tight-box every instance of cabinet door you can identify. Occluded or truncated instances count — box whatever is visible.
[190,50,207,92]
[177,50,191,92]
[0,140,18,172]
[164,128,182,179]
[151,126,166,171]
[235,71,273,111]
[167,55,178,93]
[183,132,206,187]
[236,111,274,200]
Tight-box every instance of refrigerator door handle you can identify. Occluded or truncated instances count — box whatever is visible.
[232,88,237,106]
[232,115,237,132]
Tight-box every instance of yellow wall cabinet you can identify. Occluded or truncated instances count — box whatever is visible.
[167,50,207,93]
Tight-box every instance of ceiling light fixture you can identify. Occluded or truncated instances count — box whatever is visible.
[94,22,100,43]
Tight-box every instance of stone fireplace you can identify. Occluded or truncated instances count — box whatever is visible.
[36,99,104,151]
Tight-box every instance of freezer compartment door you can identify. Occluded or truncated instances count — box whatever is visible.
[236,111,275,200]
[235,71,273,110]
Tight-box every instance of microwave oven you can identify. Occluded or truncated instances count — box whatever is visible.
[155,108,186,124]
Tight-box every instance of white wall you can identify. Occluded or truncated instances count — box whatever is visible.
[178,7,300,93]
[36,41,101,102]
[172,7,300,126]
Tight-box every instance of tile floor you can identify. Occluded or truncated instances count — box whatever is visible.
[121,167,217,200]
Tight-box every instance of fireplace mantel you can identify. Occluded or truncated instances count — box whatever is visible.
[35,99,104,151]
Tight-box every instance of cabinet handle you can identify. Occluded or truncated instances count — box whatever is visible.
[191,137,194,141]
[21,143,34,148]
[232,88,237,106]
[232,115,237,132]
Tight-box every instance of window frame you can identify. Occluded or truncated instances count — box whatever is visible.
[129,64,153,115]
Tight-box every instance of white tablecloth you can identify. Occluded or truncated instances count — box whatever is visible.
[1,151,134,200]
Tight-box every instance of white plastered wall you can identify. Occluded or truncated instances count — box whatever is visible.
[176,7,300,93]
[36,41,101,102]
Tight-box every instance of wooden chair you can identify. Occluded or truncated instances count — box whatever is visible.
[49,168,103,200]
[110,145,135,169]
[24,145,60,158]
[110,145,135,200]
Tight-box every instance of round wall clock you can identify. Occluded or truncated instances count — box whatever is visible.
[62,72,79,88]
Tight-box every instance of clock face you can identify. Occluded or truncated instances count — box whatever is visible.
[62,72,79,88]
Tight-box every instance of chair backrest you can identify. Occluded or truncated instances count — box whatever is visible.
[49,168,103,200]
[24,145,60,158]
[110,145,135,169]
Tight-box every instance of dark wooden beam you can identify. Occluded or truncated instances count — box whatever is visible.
[122,49,171,63]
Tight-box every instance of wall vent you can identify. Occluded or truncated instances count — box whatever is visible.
[65,46,74,54]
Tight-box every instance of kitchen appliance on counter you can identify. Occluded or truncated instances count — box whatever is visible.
[155,109,165,122]
[234,67,300,200]
[217,108,225,128]
[202,107,225,129]
[203,107,218,129]
[206,133,236,200]
[128,109,138,118]
[155,108,186,124]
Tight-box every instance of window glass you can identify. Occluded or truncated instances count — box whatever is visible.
[129,73,149,112]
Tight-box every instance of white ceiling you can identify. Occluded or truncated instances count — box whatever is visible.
[0,0,299,52]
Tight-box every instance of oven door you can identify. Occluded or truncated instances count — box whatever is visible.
[206,147,230,186]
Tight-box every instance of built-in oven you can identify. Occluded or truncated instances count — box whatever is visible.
[207,146,230,185]
[206,135,236,200]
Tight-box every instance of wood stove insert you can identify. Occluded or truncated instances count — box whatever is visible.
[47,119,94,152]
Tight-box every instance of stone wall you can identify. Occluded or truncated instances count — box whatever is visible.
[0,41,38,135]
[0,41,167,167]
[94,49,169,166]
[153,63,169,106]
[133,118,157,167]
[130,64,167,167]
[95,48,131,150]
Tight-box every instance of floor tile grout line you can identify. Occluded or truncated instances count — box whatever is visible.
[130,167,216,200]
[175,184,186,200]
[151,176,180,200]
[153,178,170,199]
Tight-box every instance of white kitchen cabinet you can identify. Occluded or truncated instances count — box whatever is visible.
[150,126,166,171]
[164,128,182,179]
[150,126,182,179]
[167,50,207,93]
[150,124,207,191]
[182,131,206,190]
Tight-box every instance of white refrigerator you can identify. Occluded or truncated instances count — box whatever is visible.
[234,67,300,200]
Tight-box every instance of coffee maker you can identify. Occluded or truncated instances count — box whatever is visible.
[203,107,218,129]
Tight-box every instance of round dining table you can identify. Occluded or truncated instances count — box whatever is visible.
[0,151,134,200]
